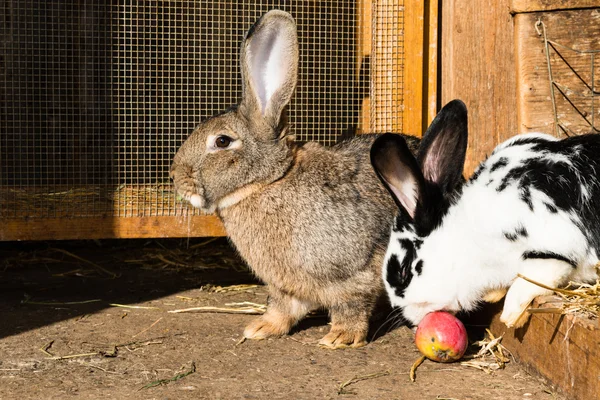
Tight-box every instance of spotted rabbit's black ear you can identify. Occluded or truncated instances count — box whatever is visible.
[371,100,468,233]
[417,99,468,196]
[371,133,424,220]
[239,10,298,137]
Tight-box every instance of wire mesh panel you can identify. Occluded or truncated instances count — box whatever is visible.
[0,0,415,238]
[371,0,404,133]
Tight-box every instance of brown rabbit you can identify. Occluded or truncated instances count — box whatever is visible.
[170,10,419,348]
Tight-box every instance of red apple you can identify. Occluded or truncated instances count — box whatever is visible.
[414,311,468,362]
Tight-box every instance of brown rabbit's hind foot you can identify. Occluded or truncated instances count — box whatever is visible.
[243,314,294,340]
[317,327,368,350]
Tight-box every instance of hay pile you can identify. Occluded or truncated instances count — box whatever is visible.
[0,183,195,218]
[519,272,600,322]
[461,329,512,374]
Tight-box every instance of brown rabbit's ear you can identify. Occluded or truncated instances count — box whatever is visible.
[239,10,298,135]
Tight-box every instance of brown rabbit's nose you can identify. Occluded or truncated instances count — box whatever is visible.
[170,162,192,180]
[169,163,185,189]
[168,162,177,178]
[168,170,178,190]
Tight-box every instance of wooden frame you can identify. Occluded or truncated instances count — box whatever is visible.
[490,300,600,400]
[0,216,225,241]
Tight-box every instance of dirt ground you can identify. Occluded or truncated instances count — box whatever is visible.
[0,238,565,400]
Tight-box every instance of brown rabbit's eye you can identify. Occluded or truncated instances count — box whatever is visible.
[215,135,232,148]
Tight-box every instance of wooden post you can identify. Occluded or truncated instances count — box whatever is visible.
[357,0,372,134]
[401,0,426,136]
[441,0,517,175]
[426,0,439,127]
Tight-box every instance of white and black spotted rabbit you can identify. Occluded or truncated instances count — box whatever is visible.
[370,99,600,328]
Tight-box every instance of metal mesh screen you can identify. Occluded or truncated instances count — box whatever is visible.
[371,0,404,133]
[0,1,404,221]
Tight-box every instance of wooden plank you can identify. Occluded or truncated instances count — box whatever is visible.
[441,0,518,175]
[515,10,600,136]
[0,215,226,241]
[426,0,439,126]
[489,301,600,400]
[511,0,600,14]
[402,0,425,136]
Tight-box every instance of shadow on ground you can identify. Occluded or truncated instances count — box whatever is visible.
[0,237,503,341]
[0,238,260,339]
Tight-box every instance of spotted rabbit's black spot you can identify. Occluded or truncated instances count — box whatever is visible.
[398,239,417,268]
[522,250,577,268]
[490,157,509,173]
[544,202,558,214]
[517,225,528,237]
[503,225,528,242]
[393,214,412,232]
[415,260,423,275]
[519,186,533,211]
[385,254,413,299]
[386,239,419,299]
[504,232,518,241]
[470,164,486,182]
[505,136,550,147]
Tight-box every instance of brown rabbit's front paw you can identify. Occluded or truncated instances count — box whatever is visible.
[318,327,367,350]
[243,315,292,340]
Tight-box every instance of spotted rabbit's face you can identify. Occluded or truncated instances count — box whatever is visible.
[381,216,440,326]
[382,213,471,327]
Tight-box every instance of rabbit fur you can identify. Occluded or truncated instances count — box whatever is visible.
[170,10,419,348]
[371,99,600,329]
